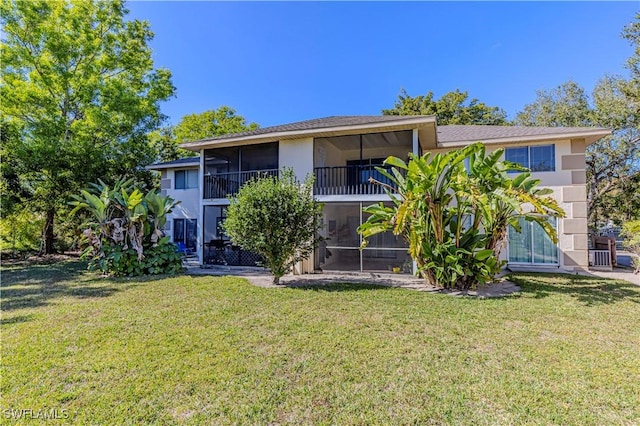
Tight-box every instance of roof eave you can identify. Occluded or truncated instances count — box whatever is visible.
[146,162,200,171]
[436,129,612,149]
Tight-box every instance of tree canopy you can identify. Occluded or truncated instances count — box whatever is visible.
[382,89,508,125]
[1,0,175,253]
[622,12,640,104]
[150,106,259,163]
[515,77,639,226]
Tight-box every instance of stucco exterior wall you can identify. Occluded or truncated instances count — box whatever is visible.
[159,167,200,241]
[280,137,314,181]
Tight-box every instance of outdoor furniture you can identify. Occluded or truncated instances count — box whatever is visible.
[205,239,229,265]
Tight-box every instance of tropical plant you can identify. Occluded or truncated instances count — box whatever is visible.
[223,169,323,285]
[70,179,182,276]
[358,143,565,289]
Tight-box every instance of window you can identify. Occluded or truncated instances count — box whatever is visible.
[508,217,558,264]
[175,169,198,189]
[505,144,555,172]
[174,219,197,252]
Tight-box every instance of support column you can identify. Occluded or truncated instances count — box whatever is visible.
[198,149,205,266]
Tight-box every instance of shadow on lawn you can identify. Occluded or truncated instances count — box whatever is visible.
[286,282,394,292]
[510,273,640,306]
[1,259,123,313]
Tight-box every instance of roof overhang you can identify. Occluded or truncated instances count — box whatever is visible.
[146,161,200,171]
[180,116,437,151]
[436,128,612,149]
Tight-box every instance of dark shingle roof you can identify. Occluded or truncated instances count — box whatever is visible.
[181,115,434,144]
[147,156,200,169]
[437,125,610,144]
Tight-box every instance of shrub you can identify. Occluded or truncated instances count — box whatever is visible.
[0,210,43,253]
[90,237,183,276]
[621,220,640,274]
[224,169,323,284]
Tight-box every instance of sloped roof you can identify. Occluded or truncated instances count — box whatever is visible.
[437,124,610,147]
[179,115,436,150]
[176,115,611,151]
[147,156,199,170]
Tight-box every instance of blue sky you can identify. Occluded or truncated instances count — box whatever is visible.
[126,1,638,127]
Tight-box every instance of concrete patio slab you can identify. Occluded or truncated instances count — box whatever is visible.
[185,265,521,298]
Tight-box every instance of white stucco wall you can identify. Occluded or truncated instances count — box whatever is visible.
[279,137,314,181]
[160,167,200,240]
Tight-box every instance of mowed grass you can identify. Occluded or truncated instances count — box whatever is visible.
[2,260,639,425]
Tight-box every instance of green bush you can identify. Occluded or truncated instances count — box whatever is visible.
[621,220,640,274]
[88,237,182,276]
[0,211,42,253]
[224,169,323,284]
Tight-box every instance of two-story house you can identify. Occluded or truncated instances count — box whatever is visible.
[148,115,610,275]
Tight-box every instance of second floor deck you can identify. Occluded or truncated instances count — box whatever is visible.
[203,165,400,199]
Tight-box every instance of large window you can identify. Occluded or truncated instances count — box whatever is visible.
[175,169,198,189]
[505,144,555,172]
[174,218,197,253]
[508,217,558,264]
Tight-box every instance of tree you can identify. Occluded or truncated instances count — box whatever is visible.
[515,81,591,127]
[358,143,564,290]
[174,106,258,143]
[622,12,640,104]
[1,0,175,254]
[223,169,323,285]
[150,106,259,162]
[515,78,640,227]
[382,89,508,125]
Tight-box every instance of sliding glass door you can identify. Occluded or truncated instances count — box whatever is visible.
[508,217,558,264]
[317,202,411,273]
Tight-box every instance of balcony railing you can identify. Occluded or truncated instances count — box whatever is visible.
[204,169,278,199]
[314,165,402,196]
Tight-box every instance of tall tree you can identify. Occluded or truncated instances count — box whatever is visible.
[382,89,508,125]
[151,106,259,162]
[515,77,640,227]
[1,0,175,253]
[622,12,640,104]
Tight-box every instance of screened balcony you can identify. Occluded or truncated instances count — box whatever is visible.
[313,130,412,196]
[203,142,278,199]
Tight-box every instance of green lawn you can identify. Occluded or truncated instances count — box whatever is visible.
[2,260,639,425]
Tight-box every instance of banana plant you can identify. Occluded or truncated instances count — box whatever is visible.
[117,188,147,260]
[359,142,565,290]
[145,191,180,245]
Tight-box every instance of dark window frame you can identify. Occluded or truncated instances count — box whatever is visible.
[175,169,199,189]
[505,144,555,172]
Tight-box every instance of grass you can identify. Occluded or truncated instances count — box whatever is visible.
[2,260,639,425]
